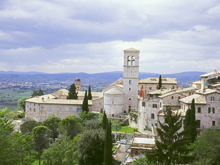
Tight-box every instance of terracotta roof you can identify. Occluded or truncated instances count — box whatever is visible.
[179,94,206,104]
[195,89,220,95]
[124,48,140,52]
[78,91,103,98]
[26,96,92,105]
[105,88,124,95]
[158,109,186,117]
[200,70,220,78]
[139,78,177,84]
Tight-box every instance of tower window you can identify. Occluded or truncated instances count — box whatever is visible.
[129,80,132,84]
[198,107,201,113]
[142,102,145,107]
[210,97,215,102]
[171,96,174,99]
[77,87,79,90]
[127,56,131,65]
[129,88,131,91]
[131,56,135,65]
[129,98,131,100]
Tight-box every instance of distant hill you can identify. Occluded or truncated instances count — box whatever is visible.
[0,71,206,86]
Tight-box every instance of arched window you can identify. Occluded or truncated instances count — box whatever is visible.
[129,80,132,84]
[127,56,131,65]
[131,56,135,65]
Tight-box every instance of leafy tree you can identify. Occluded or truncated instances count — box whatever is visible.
[31,89,44,97]
[17,97,29,112]
[85,120,101,130]
[32,126,51,165]
[78,128,105,165]
[112,120,121,142]
[79,111,99,123]
[133,157,155,165]
[102,111,108,130]
[0,107,11,118]
[67,83,78,99]
[4,111,16,119]
[157,75,162,90]
[0,118,34,165]
[20,120,40,135]
[147,108,190,164]
[82,90,88,113]
[88,85,92,100]
[184,99,197,143]
[192,126,220,165]
[43,115,61,141]
[42,135,80,165]
[104,120,112,165]
[59,115,82,139]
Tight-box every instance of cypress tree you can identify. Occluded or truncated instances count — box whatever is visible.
[147,108,191,164]
[104,120,112,165]
[184,109,191,138]
[82,90,88,113]
[102,111,107,130]
[88,85,92,100]
[190,99,197,143]
[67,83,78,99]
[157,75,162,89]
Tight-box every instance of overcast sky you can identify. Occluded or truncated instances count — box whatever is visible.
[0,0,220,74]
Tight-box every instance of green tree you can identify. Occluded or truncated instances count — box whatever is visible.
[43,116,61,141]
[102,111,108,130]
[42,135,80,165]
[0,107,11,118]
[88,85,92,100]
[0,118,34,165]
[184,99,197,143]
[85,120,101,130]
[82,90,88,113]
[32,126,51,165]
[20,120,40,135]
[31,89,44,97]
[147,108,190,164]
[59,115,82,139]
[157,75,162,90]
[78,129,105,165]
[112,120,121,141]
[192,126,220,165]
[67,83,78,99]
[4,111,16,119]
[104,120,112,165]
[133,157,155,165]
[17,97,29,112]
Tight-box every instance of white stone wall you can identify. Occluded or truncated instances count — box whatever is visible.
[25,102,90,122]
[104,93,124,117]
[91,97,104,113]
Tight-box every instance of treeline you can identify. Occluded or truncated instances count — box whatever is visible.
[0,111,120,165]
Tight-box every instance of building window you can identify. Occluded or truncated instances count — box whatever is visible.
[70,108,72,112]
[49,107,51,111]
[101,108,103,113]
[153,104,157,108]
[131,56,135,65]
[160,102,162,108]
[49,114,51,117]
[141,85,143,89]
[112,101,114,104]
[38,108,40,113]
[219,98,220,102]
[196,120,200,128]
[178,96,180,99]
[112,114,114,117]
[129,88,131,91]
[208,107,215,113]
[198,107,201,113]
[77,87,79,90]
[59,115,62,119]
[212,121,216,126]
[171,96,173,99]
[142,102,145,107]
[129,98,131,100]
[151,113,154,119]
[149,87,152,90]
[77,108,81,112]
[34,108,35,112]
[129,106,131,112]
[210,97,215,102]
[127,56,131,65]
[59,107,61,112]
[129,80,132,84]
[30,108,32,111]
[34,103,35,106]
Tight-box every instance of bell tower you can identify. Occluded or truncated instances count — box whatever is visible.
[123,48,140,112]
[75,77,81,92]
